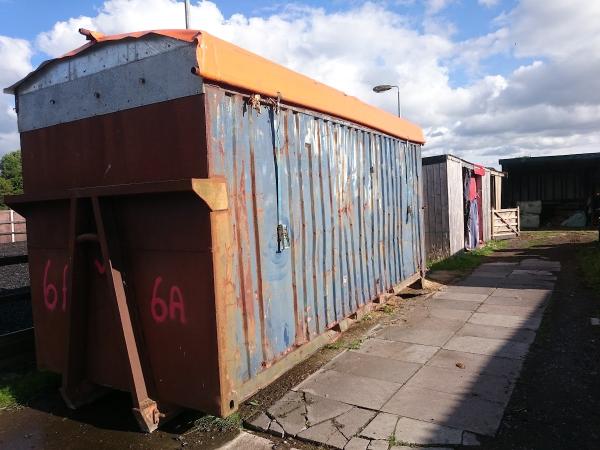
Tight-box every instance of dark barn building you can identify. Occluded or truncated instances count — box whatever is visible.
[500,153,600,227]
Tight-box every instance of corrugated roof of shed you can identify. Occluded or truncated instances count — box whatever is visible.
[5,29,425,144]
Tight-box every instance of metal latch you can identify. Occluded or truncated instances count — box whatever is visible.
[277,224,290,252]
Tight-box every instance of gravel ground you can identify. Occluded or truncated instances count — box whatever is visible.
[0,241,27,258]
[0,242,31,334]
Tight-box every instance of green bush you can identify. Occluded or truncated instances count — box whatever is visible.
[0,150,23,208]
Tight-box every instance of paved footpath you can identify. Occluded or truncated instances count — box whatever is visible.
[248,258,560,449]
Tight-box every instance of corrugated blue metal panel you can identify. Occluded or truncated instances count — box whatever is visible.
[205,86,423,384]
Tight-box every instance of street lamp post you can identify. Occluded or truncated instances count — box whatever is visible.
[184,0,190,29]
[372,84,401,117]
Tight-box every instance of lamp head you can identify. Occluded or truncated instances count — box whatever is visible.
[373,84,394,93]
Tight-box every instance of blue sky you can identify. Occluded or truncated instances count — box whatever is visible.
[1,0,528,84]
[1,0,598,165]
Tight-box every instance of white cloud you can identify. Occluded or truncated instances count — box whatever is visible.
[0,0,599,166]
[0,35,33,154]
[478,0,499,7]
[425,0,455,15]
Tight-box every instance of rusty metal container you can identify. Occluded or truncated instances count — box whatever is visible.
[5,29,426,432]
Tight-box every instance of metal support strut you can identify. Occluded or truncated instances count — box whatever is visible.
[60,196,165,432]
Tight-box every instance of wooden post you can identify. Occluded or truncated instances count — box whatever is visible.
[10,209,15,243]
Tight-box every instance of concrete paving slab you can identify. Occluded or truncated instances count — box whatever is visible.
[267,391,307,436]
[462,431,482,446]
[247,412,271,432]
[509,274,557,283]
[420,307,473,322]
[433,292,489,303]
[269,420,285,437]
[305,392,352,427]
[484,295,548,309]
[470,270,510,278]
[477,303,544,317]
[367,440,389,450]
[442,285,496,295]
[345,436,370,450]
[456,322,537,344]
[393,416,463,445]
[428,298,481,311]
[297,419,348,449]
[500,279,555,290]
[327,351,420,384]
[334,407,376,439]
[426,349,523,380]
[473,269,513,276]
[404,365,513,404]
[360,412,399,440]
[491,288,552,301]
[469,312,542,330]
[518,259,561,271]
[481,261,518,266]
[511,269,556,278]
[508,275,557,284]
[218,431,275,450]
[377,316,464,348]
[382,385,504,436]
[455,276,503,288]
[357,338,440,364]
[295,369,401,410]
[444,335,530,359]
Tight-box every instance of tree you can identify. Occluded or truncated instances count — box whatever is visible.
[0,150,23,209]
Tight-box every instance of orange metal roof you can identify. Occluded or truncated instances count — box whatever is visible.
[8,29,425,144]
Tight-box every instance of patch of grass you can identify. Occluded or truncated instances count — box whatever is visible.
[578,243,600,294]
[0,370,60,410]
[380,304,395,315]
[325,338,363,351]
[360,312,374,322]
[345,339,363,350]
[427,239,507,273]
[193,413,242,432]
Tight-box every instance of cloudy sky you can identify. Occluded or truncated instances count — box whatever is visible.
[0,0,598,167]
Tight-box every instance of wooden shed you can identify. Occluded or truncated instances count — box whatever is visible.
[422,154,509,261]
[501,153,600,227]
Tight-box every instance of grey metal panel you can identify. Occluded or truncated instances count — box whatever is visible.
[16,41,201,132]
[17,36,190,95]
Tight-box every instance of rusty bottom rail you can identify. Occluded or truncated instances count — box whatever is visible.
[0,287,30,304]
[0,327,35,367]
[0,254,28,266]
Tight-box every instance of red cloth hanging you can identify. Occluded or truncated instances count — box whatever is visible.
[469,177,477,200]
[473,164,486,176]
